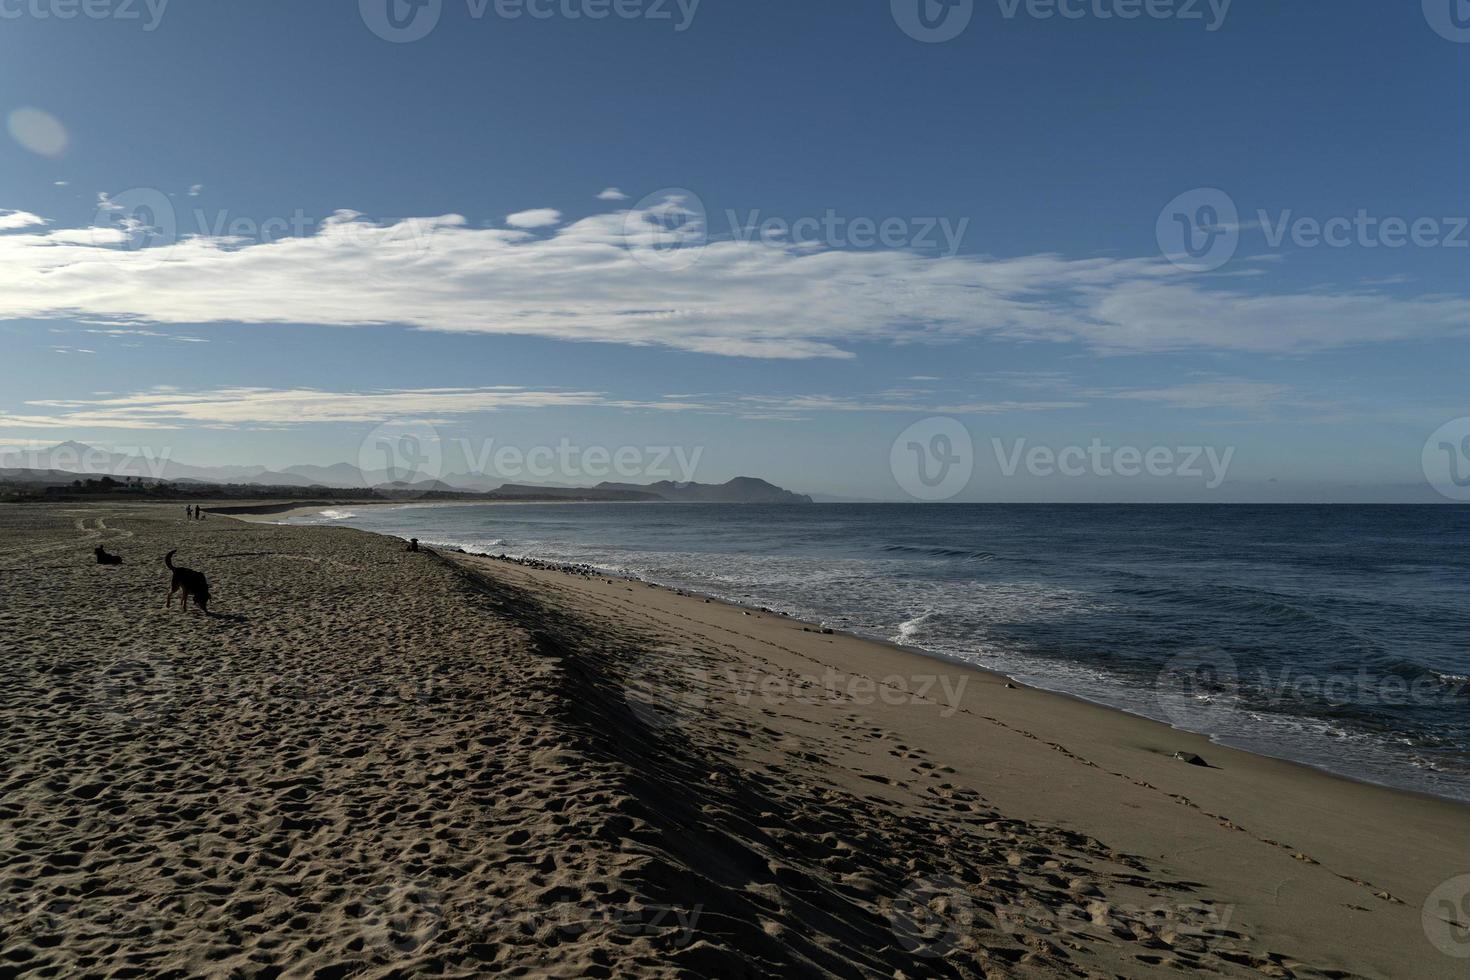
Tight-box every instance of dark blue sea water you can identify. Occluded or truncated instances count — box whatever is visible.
[285,503,1470,801]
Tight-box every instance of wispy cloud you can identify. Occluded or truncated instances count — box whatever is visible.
[3,384,1091,431]
[1091,379,1292,411]
[3,387,619,429]
[737,394,1085,415]
[76,327,209,343]
[597,187,629,201]
[1,198,1467,360]
[979,370,1076,391]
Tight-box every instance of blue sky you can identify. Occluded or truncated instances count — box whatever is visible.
[2,0,1468,501]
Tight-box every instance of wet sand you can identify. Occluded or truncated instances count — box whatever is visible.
[0,501,1464,978]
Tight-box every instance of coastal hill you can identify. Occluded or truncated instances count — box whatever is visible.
[0,442,812,504]
[485,478,812,504]
[596,477,812,504]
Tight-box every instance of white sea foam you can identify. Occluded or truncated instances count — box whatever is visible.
[893,609,936,645]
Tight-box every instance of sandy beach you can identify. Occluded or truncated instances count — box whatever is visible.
[1,501,1464,978]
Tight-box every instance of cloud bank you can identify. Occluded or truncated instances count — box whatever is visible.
[2,196,1467,360]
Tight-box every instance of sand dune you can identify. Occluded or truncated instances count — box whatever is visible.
[0,502,1464,978]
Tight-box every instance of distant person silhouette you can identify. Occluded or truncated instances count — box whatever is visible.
[186,505,193,518]
[408,538,419,552]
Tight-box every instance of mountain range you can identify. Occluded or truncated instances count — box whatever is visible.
[0,442,813,504]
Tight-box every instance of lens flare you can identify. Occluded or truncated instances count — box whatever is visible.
[6,107,69,157]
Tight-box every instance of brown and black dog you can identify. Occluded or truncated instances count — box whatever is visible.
[163,550,211,614]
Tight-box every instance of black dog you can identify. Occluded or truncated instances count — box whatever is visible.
[163,550,210,615]
[94,546,123,566]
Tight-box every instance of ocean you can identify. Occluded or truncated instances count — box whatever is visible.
[284,502,1470,802]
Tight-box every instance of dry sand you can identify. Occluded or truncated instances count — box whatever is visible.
[1,502,1465,978]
